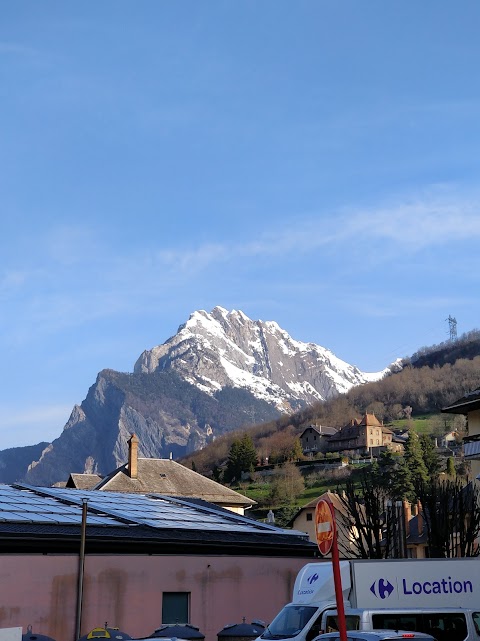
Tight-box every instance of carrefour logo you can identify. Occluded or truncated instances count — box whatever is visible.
[370,578,394,599]
[297,573,319,595]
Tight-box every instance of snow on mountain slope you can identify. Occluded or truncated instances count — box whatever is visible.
[134,307,392,412]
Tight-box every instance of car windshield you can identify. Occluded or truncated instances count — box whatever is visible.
[262,605,317,639]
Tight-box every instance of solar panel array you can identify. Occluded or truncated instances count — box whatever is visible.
[0,484,289,536]
[0,485,118,526]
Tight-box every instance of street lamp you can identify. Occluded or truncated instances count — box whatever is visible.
[75,498,88,641]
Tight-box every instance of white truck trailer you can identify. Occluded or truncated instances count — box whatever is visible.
[257,559,480,641]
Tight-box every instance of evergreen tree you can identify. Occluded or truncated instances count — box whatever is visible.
[419,433,441,477]
[238,432,258,470]
[212,465,222,482]
[446,456,456,477]
[373,450,397,487]
[373,451,414,501]
[224,433,258,483]
[390,457,415,502]
[404,431,429,496]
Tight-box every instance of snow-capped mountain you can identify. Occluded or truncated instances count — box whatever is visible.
[1,307,395,487]
[134,306,389,412]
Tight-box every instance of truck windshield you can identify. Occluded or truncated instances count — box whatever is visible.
[262,605,317,639]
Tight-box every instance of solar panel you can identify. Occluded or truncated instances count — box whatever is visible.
[0,484,301,537]
[0,512,34,521]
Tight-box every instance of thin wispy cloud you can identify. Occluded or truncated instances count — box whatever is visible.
[344,200,480,249]
[154,191,480,269]
[2,189,479,344]
[157,243,229,273]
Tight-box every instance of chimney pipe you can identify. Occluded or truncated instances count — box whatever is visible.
[417,500,423,537]
[128,433,139,479]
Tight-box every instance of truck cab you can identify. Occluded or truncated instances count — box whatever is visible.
[259,562,352,641]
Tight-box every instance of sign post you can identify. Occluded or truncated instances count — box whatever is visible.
[315,499,347,641]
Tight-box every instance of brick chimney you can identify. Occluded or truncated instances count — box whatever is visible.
[403,500,411,537]
[128,433,139,479]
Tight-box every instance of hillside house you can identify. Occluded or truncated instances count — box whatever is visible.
[289,493,428,559]
[287,491,358,557]
[326,413,393,456]
[442,389,480,477]
[440,430,460,449]
[300,425,337,456]
[64,434,256,515]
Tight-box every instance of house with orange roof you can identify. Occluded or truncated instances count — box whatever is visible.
[326,412,394,456]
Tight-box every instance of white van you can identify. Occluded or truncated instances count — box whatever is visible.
[317,607,479,641]
[257,559,480,641]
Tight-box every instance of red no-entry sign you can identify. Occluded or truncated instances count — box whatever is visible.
[315,498,347,641]
[315,498,336,556]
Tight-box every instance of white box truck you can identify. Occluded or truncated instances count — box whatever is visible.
[257,559,480,641]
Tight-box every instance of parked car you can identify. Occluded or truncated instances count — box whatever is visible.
[313,632,437,641]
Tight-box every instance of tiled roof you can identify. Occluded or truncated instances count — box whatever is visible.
[66,473,103,490]
[94,458,256,506]
[358,413,383,427]
[301,491,346,512]
[300,425,337,437]
[328,425,360,442]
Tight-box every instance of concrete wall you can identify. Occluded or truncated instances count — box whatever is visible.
[0,554,311,641]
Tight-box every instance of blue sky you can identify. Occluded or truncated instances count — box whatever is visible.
[2,2,480,448]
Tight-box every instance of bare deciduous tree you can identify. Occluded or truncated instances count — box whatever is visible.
[268,462,305,504]
[335,468,400,559]
[418,478,480,558]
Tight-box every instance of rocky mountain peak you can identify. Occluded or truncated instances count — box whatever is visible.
[134,307,389,411]
[1,307,395,487]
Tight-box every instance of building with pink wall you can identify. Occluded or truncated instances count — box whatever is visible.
[0,485,317,641]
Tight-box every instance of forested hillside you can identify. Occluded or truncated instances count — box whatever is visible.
[181,333,480,475]
[406,329,480,368]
